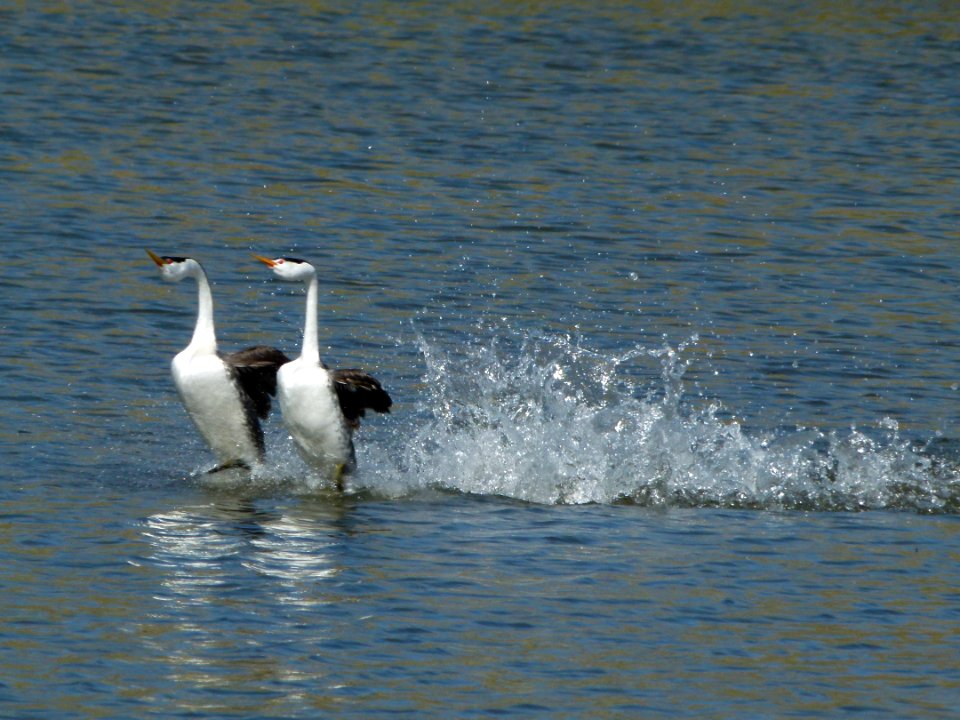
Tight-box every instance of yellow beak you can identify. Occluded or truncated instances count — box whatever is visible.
[253,254,277,267]
[145,249,165,267]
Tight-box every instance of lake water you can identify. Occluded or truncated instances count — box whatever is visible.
[2,2,960,717]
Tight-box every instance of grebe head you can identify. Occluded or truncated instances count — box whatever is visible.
[253,255,316,283]
[146,249,204,282]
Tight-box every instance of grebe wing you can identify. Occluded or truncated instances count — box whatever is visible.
[332,368,393,430]
[224,345,291,419]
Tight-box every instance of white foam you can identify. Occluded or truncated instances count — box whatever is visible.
[353,328,960,511]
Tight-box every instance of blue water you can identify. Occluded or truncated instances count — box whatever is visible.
[2,2,960,717]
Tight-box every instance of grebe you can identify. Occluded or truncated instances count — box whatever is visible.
[254,255,391,489]
[147,250,289,471]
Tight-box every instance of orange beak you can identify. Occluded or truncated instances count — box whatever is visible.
[253,254,277,267]
[146,249,166,267]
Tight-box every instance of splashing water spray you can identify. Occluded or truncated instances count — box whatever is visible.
[356,327,960,511]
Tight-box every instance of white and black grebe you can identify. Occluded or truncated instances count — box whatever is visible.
[254,255,392,489]
[147,250,289,471]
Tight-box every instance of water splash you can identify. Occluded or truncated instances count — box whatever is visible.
[361,328,960,512]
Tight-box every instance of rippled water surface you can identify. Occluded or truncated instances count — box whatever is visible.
[2,2,960,717]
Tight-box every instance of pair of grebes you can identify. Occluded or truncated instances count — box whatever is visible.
[148,251,391,490]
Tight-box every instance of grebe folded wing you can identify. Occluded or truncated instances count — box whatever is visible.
[332,368,393,430]
[224,345,291,420]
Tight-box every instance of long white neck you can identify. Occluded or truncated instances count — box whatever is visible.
[188,269,218,354]
[300,273,320,363]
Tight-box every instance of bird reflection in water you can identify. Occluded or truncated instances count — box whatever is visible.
[143,497,349,606]
[138,496,354,707]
